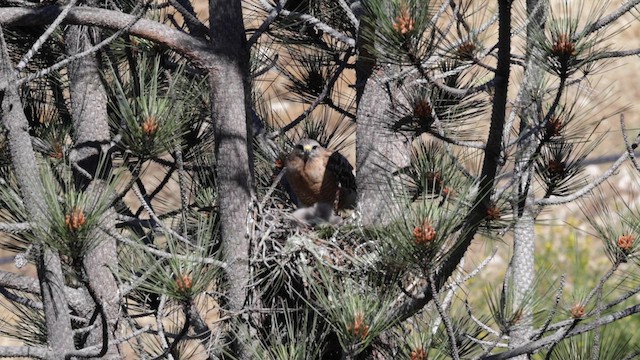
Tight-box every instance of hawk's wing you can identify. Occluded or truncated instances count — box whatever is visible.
[327,151,355,190]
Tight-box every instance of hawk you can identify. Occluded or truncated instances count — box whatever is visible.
[285,139,356,210]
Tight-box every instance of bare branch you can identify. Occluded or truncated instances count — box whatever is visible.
[0,270,40,294]
[577,0,640,38]
[430,273,460,360]
[66,325,152,358]
[0,346,50,359]
[536,150,628,206]
[0,221,30,233]
[257,0,355,47]
[0,6,220,68]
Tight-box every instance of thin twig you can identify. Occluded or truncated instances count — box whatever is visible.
[104,227,227,268]
[429,272,460,360]
[174,148,189,237]
[270,48,353,138]
[155,295,174,360]
[443,247,497,291]
[131,183,195,246]
[583,262,620,308]
[466,334,509,349]
[465,299,501,337]
[532,274,565,341]
[16,0,78,71]
[621,114,640,172]
[15,2,149,86]
[247,2,283,47]
[577,0,640,39]
[258,167,286,211]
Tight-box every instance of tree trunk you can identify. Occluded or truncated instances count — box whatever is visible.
[0,28,75,359]
[507,0,545,355]
[356,68,409,225]
[208,1,254,358]
[354,6,409,226]
[65,23,121,357]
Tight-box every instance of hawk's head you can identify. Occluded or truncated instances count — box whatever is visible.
[293,139,321,162]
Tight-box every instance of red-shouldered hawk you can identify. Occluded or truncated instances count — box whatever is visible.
[285,139,356,210]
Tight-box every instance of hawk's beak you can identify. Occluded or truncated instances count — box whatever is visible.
[302,144,312,161]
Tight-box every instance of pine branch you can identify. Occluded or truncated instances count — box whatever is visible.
[392,0,514,323]
[103,228,227,268]
[484,303,640,359]
[577,0,640,38]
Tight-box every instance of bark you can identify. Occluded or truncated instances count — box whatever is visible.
[65,23,121,357]
[356,68,409,225]
[509,208,535,355]
[507,0,545,355]
[355,5,409,226]
[208,0,254,358]
[0,27,75,359]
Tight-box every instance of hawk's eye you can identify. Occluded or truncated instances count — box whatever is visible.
[295,144,304,151]
[312,145,318,150]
